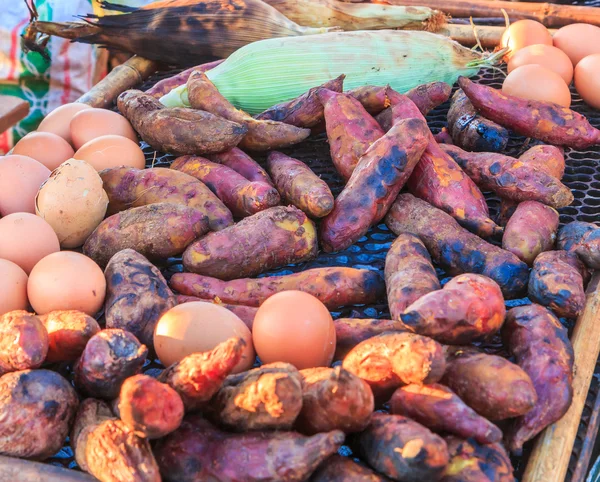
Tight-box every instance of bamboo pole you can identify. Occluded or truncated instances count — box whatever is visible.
[0,455,97,482]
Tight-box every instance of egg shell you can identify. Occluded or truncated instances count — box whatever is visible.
[36,159,109,248]
[502,64,572,108]
[507,44,574,85]
[70,108,138,150]
[553,23,600,66]
[74,135,146,171]
[37,103,93,145]
[0,213,60,274]
[27,251,106,316]
[574,53,600,110]
[0,259,29,316]
[12,132,75,171]
[154,302,255,373]
[0,155,51,216]
[252,291,336,370]
[501,20,553,60]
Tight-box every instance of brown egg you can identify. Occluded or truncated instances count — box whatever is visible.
[13,132,75,170]
[507,44,574,85]
[0,213,60,274]
[503,65,571,107]
[252,291,335,369]
[74,135,146,171]
[501,20,553,60]
[154,302,255,372]
[0,155,50,216]
[27,251,106,316]
[37,103,92,145]
[0,259,29,316]
[70,108,138,150]
[575,54,600,109]
[553,23,600,66]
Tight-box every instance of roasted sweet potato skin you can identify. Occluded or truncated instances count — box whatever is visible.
[210,148,274,187]
[0,310,48,374]
[145,60,223,98]
[503,304,574,453]
[390,383,502,444]
[39,310,100,363]
[347,85,390,114]
[310,454,392,482]
[333,318,406,361]
[320,117,429,253]
[0,369,78,460]
[558,221,600,270]
[385,193,530,299]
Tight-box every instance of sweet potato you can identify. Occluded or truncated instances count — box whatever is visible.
[176,295,258,329]
[169,267,385,309]
[71,399,160,482]
[503,304,574,453]
[442,348,537,421]
[171,155,280,218]
[83,203,209,268]
[99,166,233,231]
[458,76,600,149]
[558,221,600,270]
[502,201,559,265]
[187,71,310,151]
[296,366,374,435]
[433,127,453,145]
[440,144,574,209]
[0,310,48,374]
[390,383,502,444]
[320,117,429,252]
[267,151,333,218]
[210,148,274,187]
[74,329,148,400]
[117,89,247,155]
[158,337,245,412]
[213,362,302,431]
[342,331,446,400]
[255,75,345,127]
[352,413,449,482]
[528,250,587,319]
[447,88,509,152]
[347,85,390,114]
[0,369,78,460]
[441,436,515,482]
[183,206,317,279]
[317,88,385,181]
[154,414,345,482]
[385,193,530,299]
[39,310,100,363]
[385,233,440,320]
[310,455,392,482]
[145,60,223,98]
[112,374,184,439]
[333,318,406,361]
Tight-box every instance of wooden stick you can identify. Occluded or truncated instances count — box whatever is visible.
[437,24,557,48]
[0,95,29,135]
[0,455,97,482]
[76,55,159,109]
[523,272,600,482]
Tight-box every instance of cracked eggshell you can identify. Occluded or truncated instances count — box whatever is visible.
[36,159,109,249]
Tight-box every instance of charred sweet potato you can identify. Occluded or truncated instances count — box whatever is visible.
[296,366,374,435]
[39,310,100,363]
[334,318,406,361]
[528,250,587,319]
[74,329,148,400]
[158,337,245,412]
[267,151,333,218]
[320,117,429,252]
[558,221,600,270]
[99,166,233,231]
[112,374,184,439]
[352,413,449,482]
[117,89,247,155]
[83,203,209,268]
[210,148,275,187]
[317,88,385,181]
[503,304,574,453]
[385,233,440,321]
[390,383,502,444]
[0,310,48,373]
[145,60,223,98]
[458,76,600,149]
[443,348,537,421]
[0,369,78,460]
[183,206,317,279]
[172,155,280,218]
[342,331,446,400]
[187,71,310,151]
[154,414,345,482]
[310,455,392,482]
[385,193,530,299]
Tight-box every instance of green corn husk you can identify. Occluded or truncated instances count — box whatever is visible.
[161,30,501,114]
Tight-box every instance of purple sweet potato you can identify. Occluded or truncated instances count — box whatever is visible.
[145,60,223,98]
[558,221,600,269]
[433,127,454,145]
[333,318,407,361]
[310,455,392,481]
[320,117,429,252]
[503,304,574,453]
[39,310,101,363]
[210,148,274,187]
[347,85,390,114]
[176,295,258,329]
[385,233,440,321]
[0,310,48,374]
